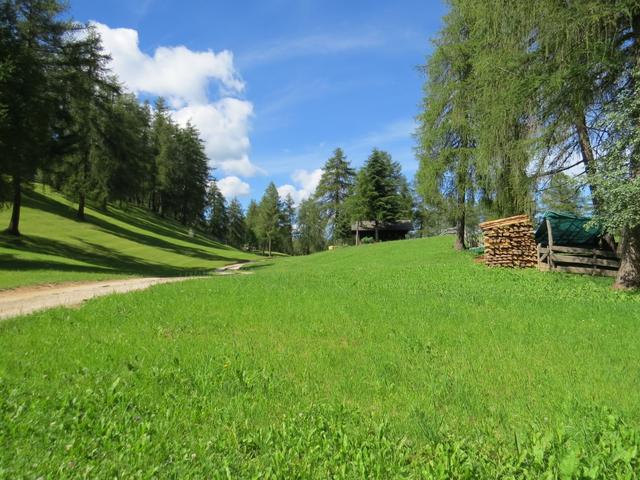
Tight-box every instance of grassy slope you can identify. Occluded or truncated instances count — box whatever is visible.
[1,237,640,476]
[0,186,257,289]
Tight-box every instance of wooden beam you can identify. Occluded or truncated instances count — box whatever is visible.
[551,254,620,268]
[539,245,619,259]
[552,265,618,277]
[546,218,554,269]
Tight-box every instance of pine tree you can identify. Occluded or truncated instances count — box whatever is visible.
[280,193,295,254]
[315,148,355,243]
[257,182,282,256]
[227,198,246,249]
[0,0,81,235]
[245,199,260,251]
[206,179,228,242]
[353,149,403,241]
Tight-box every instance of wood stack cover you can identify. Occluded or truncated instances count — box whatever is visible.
[479,215,537,268]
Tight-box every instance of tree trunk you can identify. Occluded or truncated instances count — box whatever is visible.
[6,175,21,236]
[615,12,640,289]
[454,188,466,251]
[454,217,465,251]
[574,113,599,212]
[268,236,272,257]
[77,192,85,220]
[374,221,379,242]
[355,221,360,246]
[615,225,640,289]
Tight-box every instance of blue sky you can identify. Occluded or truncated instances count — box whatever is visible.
[70,0,446,204]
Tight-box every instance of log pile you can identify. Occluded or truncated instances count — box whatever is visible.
[479,215,537,268]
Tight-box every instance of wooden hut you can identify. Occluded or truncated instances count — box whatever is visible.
[352,220,412,244]
[535,211,620,277]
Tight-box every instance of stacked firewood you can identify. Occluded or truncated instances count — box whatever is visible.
[479,215,537,268]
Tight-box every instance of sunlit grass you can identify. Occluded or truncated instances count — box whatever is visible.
[1,237,640,476]
[0,185,257,289]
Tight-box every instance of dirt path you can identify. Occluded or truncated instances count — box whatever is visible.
[0,263,250,321]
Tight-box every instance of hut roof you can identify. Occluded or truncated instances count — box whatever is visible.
[534,211,603,248]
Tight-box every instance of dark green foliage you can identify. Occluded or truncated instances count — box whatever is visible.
[315,148,355,243]
[0,0,77,234]
[257,182,282,256]
[296,198,326,254]
[226,198,246,249]
[244,199,260,251]
[352,149,407,241]
[206,179,228,242]
[280,193,295,255]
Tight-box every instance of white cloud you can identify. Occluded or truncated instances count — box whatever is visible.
[277,168,323,205]
[218,176,251,198]
[93,22,264,177]
[171,100,263,176]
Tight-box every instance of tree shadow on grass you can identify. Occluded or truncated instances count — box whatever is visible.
[23,190,245,264]
[0,234,247,278]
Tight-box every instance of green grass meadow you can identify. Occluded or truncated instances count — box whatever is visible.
[2,236,640,477]
[0,186,257,289]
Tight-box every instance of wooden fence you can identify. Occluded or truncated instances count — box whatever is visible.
[537,244,620,277]
[536,217,620,277]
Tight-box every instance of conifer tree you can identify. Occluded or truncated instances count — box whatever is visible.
[0,0,84,234]
[257,182,282,256]
[227,198,246,249]
[315,148,355,243]
[206,179,228,242]
[296,198,326,254]
[353,149,403,241]
[280,193,295,254]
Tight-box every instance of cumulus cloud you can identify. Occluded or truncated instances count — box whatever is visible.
[93,22,264,177]
[277,168,324,205]
[218,176,251,198]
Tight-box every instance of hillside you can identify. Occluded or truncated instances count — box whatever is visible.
[2,237,640,476]
[0,186,257,290]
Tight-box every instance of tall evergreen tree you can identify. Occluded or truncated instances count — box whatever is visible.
[0,0,82,235]
[226,198,246,249]
[315,148,355,243]
[206,178,228,242]
[416,3,478,250]
[353,149,403,241]
[245,199,260,251]
[296,198,326,255]
[280,193,295,254]
[257,182,282,256]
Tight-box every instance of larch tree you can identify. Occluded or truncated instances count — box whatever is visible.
[416,3,477,250]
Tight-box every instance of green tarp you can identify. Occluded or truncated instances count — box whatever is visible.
[535,211,603,247]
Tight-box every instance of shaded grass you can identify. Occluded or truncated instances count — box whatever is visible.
[0,186,257,289]
[1,237,640,477]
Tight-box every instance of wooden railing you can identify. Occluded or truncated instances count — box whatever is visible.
[537,244,620,277]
